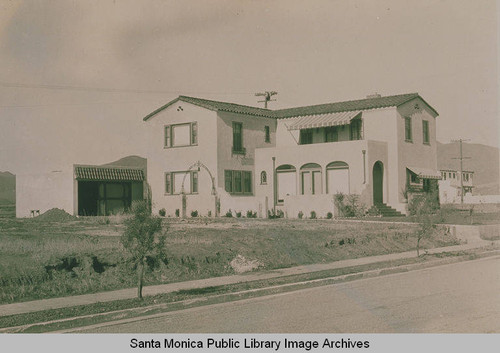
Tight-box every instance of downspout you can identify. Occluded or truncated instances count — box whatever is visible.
[362,149,366,184]
[272,156,276,216]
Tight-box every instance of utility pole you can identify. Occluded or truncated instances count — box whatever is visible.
[255,91,277,109]
[451,138,471,204]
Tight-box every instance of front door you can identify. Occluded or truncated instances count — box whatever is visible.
[373,161,383,204]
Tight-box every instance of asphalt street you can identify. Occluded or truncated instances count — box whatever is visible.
[81,257,500,333]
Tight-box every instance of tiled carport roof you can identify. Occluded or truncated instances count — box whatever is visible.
[143,92,438,121]
[74,166,145,181]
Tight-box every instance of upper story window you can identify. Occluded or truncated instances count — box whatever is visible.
[404,117,412,142]
[442,172,447,180]
[350,118,362,140]
[264,126,271,143]
[165,170,198,195]
[325,126,339,142]
[164,122,197,148]
[232,122,244,154]
[299,129,313,145]
[422,120,429,144]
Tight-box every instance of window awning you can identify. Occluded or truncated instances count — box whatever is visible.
[286,111,362,131]
[75,166,145,181]
[407,167,442,180]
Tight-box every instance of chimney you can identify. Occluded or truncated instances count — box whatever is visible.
[366,93,381,99]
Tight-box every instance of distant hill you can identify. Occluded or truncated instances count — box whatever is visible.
[437,142,499,195]
[101,155,147,169]
[0,171,15,205]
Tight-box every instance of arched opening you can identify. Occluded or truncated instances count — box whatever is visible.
[373,161,384,204]
[300,163,322,195]
[326,161,349,194]
[276,164,296,203]
[260,171,267,185]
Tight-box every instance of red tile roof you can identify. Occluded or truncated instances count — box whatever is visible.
[74,166,145,181]
[143,92,438,121]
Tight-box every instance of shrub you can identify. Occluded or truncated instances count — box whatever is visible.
[310,211,317,219]
[159,208,166,217]
[298,211,303,219]
[246,210,257,218]
[175,209,180,217]
[121,201,164,299]
[191,210,198,217]
[268,209,284,219]
[236,211,242,218]
[225,209,233,217]
[334,193,366,217]
[326,212,333,219]
[207,210,212,217]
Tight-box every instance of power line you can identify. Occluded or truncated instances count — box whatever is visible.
[0,80,254,95]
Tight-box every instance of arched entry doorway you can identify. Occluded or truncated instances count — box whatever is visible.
[180,161,218,218]
[372,161,383,204]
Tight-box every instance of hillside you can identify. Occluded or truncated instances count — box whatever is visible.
[437,142,499,195]
[0,171,15,205]
[100,155,147,169]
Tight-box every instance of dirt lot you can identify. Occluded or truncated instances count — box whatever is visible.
[0,216,460,304]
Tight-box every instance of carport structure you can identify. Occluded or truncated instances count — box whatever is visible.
[74,165,146,216]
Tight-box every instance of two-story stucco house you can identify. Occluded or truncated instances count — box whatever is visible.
[143,92,441,218]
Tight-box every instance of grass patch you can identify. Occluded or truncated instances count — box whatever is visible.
[0,217,460,304]
[2,247,497,333]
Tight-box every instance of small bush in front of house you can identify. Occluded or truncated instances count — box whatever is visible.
[246,210,257,218]
[268,209,284,219]
[225,209,233,217]
[298,211,303,219]
[207,210,212,217]
[334,193,366,217]
[159,208,166,217]
[310,211,317,219]
[236,211,242,218]
[191,210,198,218]
[175,209,180,217]
[326,212,333,219]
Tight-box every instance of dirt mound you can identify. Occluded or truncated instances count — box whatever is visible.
[230,255,262,274]
[36,208,76,222]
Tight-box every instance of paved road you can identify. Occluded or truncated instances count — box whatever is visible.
[82,257,500,333]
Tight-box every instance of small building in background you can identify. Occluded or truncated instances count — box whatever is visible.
[438,169,474,204]
[16,157,147,218]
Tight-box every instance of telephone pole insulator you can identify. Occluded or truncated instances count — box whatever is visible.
[255,91,278,109]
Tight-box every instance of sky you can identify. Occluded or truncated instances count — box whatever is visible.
[0,0,498,175]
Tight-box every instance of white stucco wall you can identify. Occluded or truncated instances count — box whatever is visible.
[144,102,219,217]
[16,169,74,218]
[254,139,388,217]
[216,111,276,215]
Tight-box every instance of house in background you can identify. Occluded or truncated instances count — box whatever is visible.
[16,158,147,218]
[143,92,441,217]
[439,169,474,204]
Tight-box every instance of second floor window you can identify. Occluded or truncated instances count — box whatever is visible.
[405,117,412,142]
[299,129,313,144]
[164,122,198,148]
[422,120,429,144]
[325,126,339,142]
[350,118,362,140]
[232,122,244,153]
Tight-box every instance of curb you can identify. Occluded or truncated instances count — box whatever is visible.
[3,248,499,333]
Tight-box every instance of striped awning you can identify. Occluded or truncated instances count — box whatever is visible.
[75,166,145,181]
[286,111,362,131]
[407,167,442,180]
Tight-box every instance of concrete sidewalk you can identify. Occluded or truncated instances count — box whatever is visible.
[0,224,496,318]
